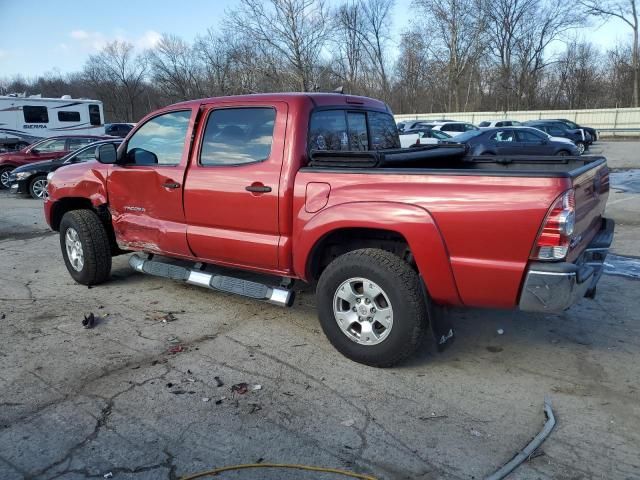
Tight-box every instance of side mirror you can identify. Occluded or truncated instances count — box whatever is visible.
[96,143,117,164]
[127,148,158,165]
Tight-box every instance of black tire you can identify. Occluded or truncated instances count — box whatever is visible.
[316,248,428,367]
[59,210,112,285]
[28,174,48,199]
[575,141,585,155]
[0,166,14,189]
[556,150,570,156]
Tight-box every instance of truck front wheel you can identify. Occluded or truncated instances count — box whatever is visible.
[59,210,112,285]
[316,248,428,367]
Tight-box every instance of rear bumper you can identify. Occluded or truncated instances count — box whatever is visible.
[519,218,614,313]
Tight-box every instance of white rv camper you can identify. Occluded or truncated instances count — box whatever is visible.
[0,95,104,151]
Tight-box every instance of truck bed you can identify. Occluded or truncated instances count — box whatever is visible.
[297,147,609,308]
[307,146,605,178]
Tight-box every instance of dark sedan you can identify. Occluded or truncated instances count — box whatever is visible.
[443,127,580,156]
[8,139,122,199]
[550,118,598,142]
[523,121,591,153]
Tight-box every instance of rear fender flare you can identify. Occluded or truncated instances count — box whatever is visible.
[294,201,462,306]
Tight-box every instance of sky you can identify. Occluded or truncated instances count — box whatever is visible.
[0,0,627,79]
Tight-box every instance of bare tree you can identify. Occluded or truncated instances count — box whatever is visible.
[83,41,147,121]
[332,1,365,91]
[580,0,639,106]
[359,0,395,100]
[229,0,331,91]
[413,0,487,111]
[147,34,202,102]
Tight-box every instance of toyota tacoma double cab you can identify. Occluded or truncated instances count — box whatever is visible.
[44,93,613,367]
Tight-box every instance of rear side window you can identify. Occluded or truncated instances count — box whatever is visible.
[309,110,399,151]
[89,104,101,126]
[369,112,400,149]
[464,123,478,131]
[441,123,459,132]
[126,110,191,165]
[58,111,81,122]
[67,138,95,151]
[347,112,368,151]
[200,108,276,166]
[34,138,66,152]
[549,126,564,136]
[516,130,544,142]
[73,145,100,162]
[23,106,49,123]
[490,130,515,142]
[479,121,490,127]
[309,111,349,150]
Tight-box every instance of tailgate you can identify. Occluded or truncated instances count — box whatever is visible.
[567,160,610,262]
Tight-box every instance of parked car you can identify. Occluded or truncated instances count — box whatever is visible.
[45,93,613,367]
[105,123,135,137]
[445,127,580,156]
[478,120,522,128]
[0,135,109,189]
[8,139,122,199]
[523,121,590,154]
[549,118,599,142]
[399,128,451,147]
[396,119,458,132]
[430,121,480,137]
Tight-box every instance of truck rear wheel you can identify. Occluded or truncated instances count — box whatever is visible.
[59,210,112,285]
[316,248,428,367]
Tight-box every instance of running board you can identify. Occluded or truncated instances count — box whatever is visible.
[128,254,295,307]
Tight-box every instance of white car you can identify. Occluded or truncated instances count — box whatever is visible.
[478,120,522,128]
[399,128,452,148]
[429,121,480,137]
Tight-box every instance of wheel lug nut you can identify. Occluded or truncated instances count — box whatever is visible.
[352,307,357,312]
[371,308,376,313]
[356,298,361,303]
[365,298,370,304]
[367,317,372,321]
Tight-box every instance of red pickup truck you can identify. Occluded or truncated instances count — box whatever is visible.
[44,93,613,367]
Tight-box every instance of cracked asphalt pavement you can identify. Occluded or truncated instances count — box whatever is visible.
[1,142,639,479]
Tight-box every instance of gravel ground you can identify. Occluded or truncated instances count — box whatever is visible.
[0,142,639,480]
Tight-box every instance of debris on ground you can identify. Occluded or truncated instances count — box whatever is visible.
[168,345,184,354]
[252,384,262,391]
[166,383,174,388]
[82,313,96,329]
[167,336,181,344]
[231,383,249,395]
[103,473,113,479]
[214,376,224,387]
[186,378,195,383]
[1,313,5,320]
[162,313,177,323]
[341,419,355,427]
[470,429,483,437]
[148,312,178,323]
[202,397,210,402]
[419,413,448,420]
[497,328,505,335]
[249,403,262,414]
[215,399,223,405]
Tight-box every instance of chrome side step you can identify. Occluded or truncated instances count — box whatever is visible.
[129,254,294,307]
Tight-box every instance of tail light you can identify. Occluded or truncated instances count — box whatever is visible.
[531,189,575,260]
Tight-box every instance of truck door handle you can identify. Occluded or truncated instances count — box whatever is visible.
[163,181,181,189]
[245,184,272,193]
